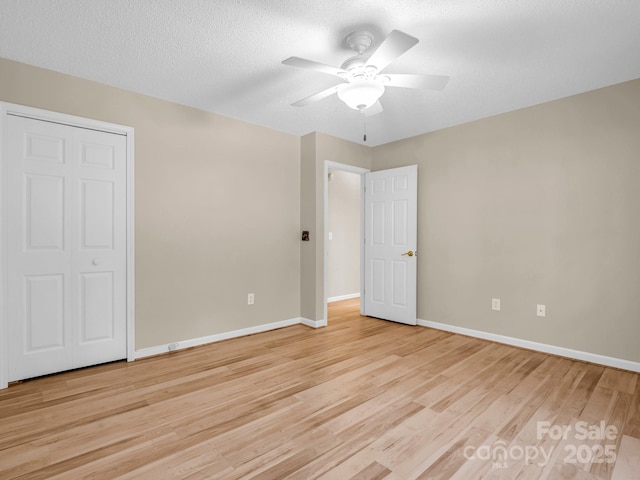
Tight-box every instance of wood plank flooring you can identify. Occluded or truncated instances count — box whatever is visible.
[1,298,639,479]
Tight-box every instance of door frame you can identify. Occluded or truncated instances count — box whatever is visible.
[0,102,135,389]
[323,161,369,324]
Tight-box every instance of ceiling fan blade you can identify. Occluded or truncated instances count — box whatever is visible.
[282,57,347,78]
[363,100,383,117]
[384,73,450,90]
[366,30,419,72]
[291,84,342,107]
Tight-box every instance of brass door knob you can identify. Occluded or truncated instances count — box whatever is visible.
[401,250,414,257]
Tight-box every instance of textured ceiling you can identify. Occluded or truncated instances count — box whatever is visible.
[1,1,640,146]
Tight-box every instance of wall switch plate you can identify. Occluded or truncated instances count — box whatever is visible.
[248,293,255,305]
[492,298,501,311]
[537,304,546,317]
[328,232,333,240]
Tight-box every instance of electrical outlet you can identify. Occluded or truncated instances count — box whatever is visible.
[537,304,546,317]
[248,293,255,305]
[492,298,501,311]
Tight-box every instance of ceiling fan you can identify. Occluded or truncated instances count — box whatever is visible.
[282,30,450,116]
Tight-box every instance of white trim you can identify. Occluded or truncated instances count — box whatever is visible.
[323,161,369,326]
[125,129,135,362]
[1,103,131,136]
[135,317,303,359]
[418,318,640,373]
[0,102,135,388]
[0,106,6,389]
[301,317,327,328]
[328,293,360,303]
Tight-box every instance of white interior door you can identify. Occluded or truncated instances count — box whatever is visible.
[6,114,127,382]
[363,165,417,325]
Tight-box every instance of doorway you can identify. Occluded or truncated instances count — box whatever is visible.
[327,169,361,303]
[323,161,368,323]
[323,162,419,326]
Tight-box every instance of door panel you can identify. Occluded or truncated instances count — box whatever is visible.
[371,259,385,303]
[80,272,114,343]
[80,141,115,169]
[392,199,408,245]
[81,180,114,249]
[363,165,417,325]
[371,201,385,245]
[391,260,408,307]
[6,115,127,382]
[25,174,65,251]
[24,274,65,351]
[25,131,65,163]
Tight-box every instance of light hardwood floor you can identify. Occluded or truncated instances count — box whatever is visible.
[1,298,639,479]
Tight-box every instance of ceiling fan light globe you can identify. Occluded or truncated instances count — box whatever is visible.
[337,79,385,111]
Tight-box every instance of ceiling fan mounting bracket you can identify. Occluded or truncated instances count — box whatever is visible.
[346,31,374,55]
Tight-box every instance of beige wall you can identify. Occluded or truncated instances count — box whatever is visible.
[328,170,361,299]
[3,56,639,364]
[300,133,317,320]
[372,79,640,363]
[0,58,301,349]
[300,132,371,321]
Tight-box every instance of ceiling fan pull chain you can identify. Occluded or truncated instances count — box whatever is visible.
[361,109,367,142]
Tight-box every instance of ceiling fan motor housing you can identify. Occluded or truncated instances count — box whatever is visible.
[341,55,373,74]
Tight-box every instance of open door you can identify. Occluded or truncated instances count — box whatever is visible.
[363,165,417,325]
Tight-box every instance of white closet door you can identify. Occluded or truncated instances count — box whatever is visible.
[72,126,127,367]
[6,115,127,382]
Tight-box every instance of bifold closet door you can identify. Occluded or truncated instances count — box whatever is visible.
[6,114,127,382]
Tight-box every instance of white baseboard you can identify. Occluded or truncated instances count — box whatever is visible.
[134,317,302,359]
[301,318,327,328]
[417,319,640,373]
[327,293,360,303]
